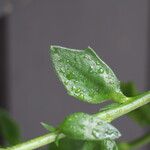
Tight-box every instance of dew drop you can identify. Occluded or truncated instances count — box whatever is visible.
[109,81,114,85]
[60,68,65,73]
[79,93,84,99]
[90,65,94,69]
[98,68,104,74]
[71,86,76,91]
[92,129,100,139]
[96,61,100,65]
[79,124,85,129]
[105,129,113,135]
[97,121,103,126]
[84,54,90,60]
[74,80,78,84]
[64,80,69,85]
[75,88,81,93]
[66,73,74,80]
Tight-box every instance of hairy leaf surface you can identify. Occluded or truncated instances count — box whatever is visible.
[50,46,125,104]
[59,112,121,141]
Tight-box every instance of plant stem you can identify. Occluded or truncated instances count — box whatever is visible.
[129,133,150,149]
[5,91,150,150]
[7,132,65,150]
[94,91,150,122]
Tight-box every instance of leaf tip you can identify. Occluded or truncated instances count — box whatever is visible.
[40,122,45,126]
[50,45,58,52]
[87,46,92,49]
[41,122,56,132]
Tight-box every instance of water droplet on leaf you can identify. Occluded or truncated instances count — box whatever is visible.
[75,88,81,93]
[66,73,74,80]
[98,68,104,74]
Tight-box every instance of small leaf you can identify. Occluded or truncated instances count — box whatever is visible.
[48,138,118,150]
[0,109,20,146]
[50,46,126,104]
[48,138,84,150]
[54,134,62,147]
[121,82,150,126]
[41,122,56,132]
[59,112,121,141]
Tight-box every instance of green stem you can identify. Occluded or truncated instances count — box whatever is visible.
[7,132,65,150]
[5,91,150,150]
[129,133,150,149]
[94,91,150,122]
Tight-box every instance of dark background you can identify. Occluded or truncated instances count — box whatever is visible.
[0,0,149,149]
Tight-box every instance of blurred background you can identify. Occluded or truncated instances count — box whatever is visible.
[0,0,149,149]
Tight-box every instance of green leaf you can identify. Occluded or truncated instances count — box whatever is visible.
[59,112,121,141]
[121,82,150,126]
[41,122,56,132]
[48,138,84,150]
[120,82,138,97]
[48,138,118,150]
[50,46,126,104]
[129,105,150,126]
[81,141,99,150]
[0,109,20,146]
[117,142,130,150]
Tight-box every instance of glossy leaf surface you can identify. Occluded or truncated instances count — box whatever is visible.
[50,46,125,104]
[121,82,150,125]
[59,112,121,141]
[48,138,118,150]
[0,109,20,146]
